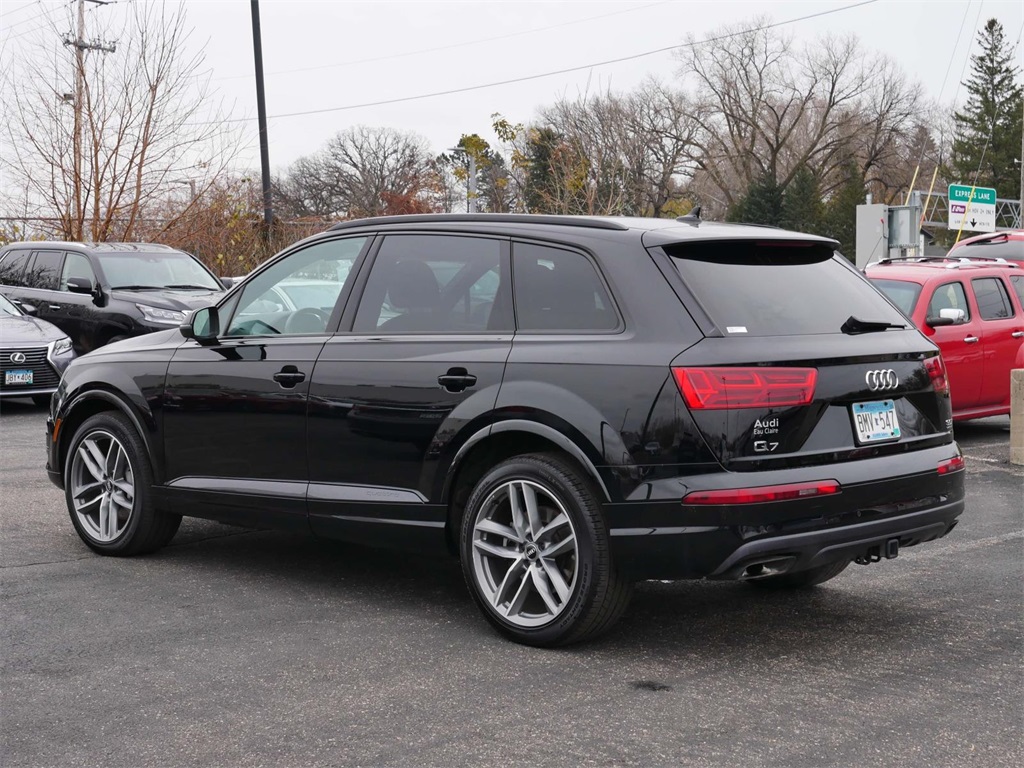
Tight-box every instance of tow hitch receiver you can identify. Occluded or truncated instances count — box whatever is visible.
[855,538,900,565]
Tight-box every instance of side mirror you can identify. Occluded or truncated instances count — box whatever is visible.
[180,306,219,344]
[66,276,94,295]
[219,276,235,290]
[18,301,37,316]
[926,307,966,328]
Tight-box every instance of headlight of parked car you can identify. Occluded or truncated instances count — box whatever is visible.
[50,337,74,356]
[137,304,187,325]
[47,336,76,373]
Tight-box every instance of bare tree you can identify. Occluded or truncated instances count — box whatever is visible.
[1,1,240,241]
[276,126,434,219]
[675,20,874,211]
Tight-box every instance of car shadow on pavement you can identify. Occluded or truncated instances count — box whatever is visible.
[153,521,944,660]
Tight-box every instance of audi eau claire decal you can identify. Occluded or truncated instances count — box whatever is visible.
[865,369,899,392]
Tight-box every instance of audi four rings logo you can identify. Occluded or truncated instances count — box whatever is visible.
[865,369,899,391]
[10,352,27,365]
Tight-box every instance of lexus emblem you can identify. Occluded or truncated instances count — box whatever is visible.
[10,352,27,365]
[865,369,899,391]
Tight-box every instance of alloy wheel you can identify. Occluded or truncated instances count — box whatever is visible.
[70,430,135,542]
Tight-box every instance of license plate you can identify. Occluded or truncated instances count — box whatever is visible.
[852,400,900,443]
[4,369,33,386]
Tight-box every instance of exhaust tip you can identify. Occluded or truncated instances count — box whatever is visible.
[740,556,797,580]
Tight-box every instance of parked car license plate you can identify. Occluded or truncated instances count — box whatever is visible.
[4,369,33,385]
[852,399,900,443]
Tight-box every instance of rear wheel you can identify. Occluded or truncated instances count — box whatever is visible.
[747,559,849,589]
[65,412,181,556]
[460,453,632,647]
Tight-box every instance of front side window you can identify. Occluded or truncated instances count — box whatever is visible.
[927,281,970,321]
[226,237,366,337]
[0,251,31,286]
[512,242,618,331]
[352,235,510,333]
[1009,275,1024,308]
[971,277,1012,320]
[60,252,96,290]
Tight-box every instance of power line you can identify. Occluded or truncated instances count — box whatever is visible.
[211,1,669,82]
[208,0,881,125]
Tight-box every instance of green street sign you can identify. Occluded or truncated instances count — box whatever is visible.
[948,184,997,205]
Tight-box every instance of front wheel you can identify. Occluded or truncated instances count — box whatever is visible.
[460,453,632,647]
[65,411,181,556]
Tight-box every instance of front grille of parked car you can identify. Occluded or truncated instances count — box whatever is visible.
[0,346,59,391]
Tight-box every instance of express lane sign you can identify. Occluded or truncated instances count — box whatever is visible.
[948,184,996,233]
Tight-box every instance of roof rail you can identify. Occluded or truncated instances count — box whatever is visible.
[327,213,630,232]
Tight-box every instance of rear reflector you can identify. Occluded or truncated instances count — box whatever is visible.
[672,367,817,409]
[937,456,965,474]
[924,355,949,396]
[682,480,841,505]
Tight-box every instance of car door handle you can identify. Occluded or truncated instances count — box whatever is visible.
[272,365,306,388]
[48,304,62,311]
[438,368,477,392]
[964,336,980,343]
[1012,331,1024,338]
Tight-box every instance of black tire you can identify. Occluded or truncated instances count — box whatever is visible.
[747,559,850,589]
[31,394,52,408]
[460,452,632,647]
[64,411,181,556]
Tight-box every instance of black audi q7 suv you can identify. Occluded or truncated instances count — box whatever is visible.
[44,214,965,646]
[0,241,225,354]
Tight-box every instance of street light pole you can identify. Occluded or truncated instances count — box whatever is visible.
[250,0,274,235]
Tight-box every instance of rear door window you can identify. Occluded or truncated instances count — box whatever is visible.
[971,277,1013,320]
[27,251,65,290]
[352,235,510,333]
[664,240,907,336]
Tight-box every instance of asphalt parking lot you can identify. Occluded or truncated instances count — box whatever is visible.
[1,398,1021,768]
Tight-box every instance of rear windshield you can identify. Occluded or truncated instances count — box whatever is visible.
[664,240,908,337]
[867,278,922,317]
[951,239,1024,261]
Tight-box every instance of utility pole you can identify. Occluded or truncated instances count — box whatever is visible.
[62,0,115,241]
[250,0,274,235]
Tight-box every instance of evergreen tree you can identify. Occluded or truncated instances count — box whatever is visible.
[781,166,825,235]
[823,162,866,260]
[951,18,1023,200]
[525,127,561,213]
[732,171,784,225]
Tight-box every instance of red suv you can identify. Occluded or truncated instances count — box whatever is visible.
[867,257,1024,421]
[946,229,1024,264]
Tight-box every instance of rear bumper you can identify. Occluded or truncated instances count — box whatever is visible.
[605,444,965,579]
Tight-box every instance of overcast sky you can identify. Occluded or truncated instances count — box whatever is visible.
[2,0,1023,174]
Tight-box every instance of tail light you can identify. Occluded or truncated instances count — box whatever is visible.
[682,480,841,505]
[672,367,817,410]
[924,355,949,395]
[937,456,965,474]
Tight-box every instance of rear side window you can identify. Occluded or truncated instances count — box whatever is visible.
[1010,275,1024,308]
[927,281,971,321]
[869,278,921,316]
[971,277,1012,320]
[0,250,31,286]
[512,243,617,331]
[665,241,907,336]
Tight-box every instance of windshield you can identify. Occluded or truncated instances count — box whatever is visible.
[97,252,221,290]
[867,278,922,317]
[0,294,20,315]
[665,240,909,337]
